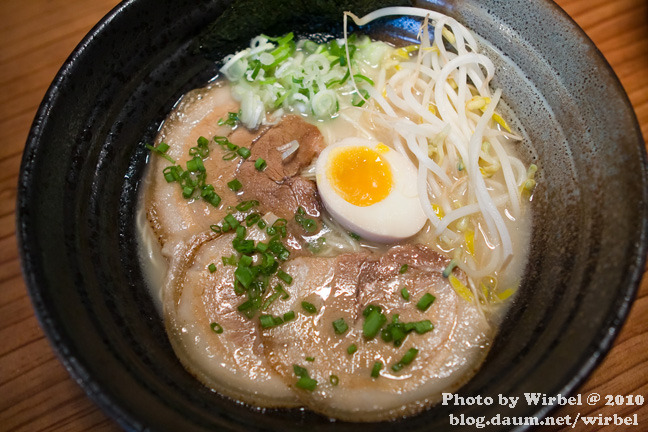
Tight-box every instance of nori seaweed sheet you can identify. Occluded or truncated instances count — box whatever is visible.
[194,0,413,61]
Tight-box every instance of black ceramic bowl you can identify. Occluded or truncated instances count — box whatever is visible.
[17,0,647,431]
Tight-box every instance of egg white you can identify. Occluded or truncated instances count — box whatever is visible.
[315,137,427,243]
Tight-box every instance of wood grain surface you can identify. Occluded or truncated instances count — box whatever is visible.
[0,1,646,431]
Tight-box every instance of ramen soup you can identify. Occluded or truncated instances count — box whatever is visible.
[138,7,536,422]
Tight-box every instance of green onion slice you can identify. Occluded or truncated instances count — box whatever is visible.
[363,306,386,339]
[228,179,242,191]
[416,293,436,312]
[329,375,339,386]
[332,318,349,334]
[370,361,383,378]
[237,147,251,159]
[392,348,419,372]
[277,270,293,285]
[301,301,317,314]
[401,287,410,301]
[209,322,223,334]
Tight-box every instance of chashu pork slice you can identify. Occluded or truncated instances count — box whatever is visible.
[261,244,493,421]
[237,115,324,221]
[145,83,265,255]
[163,230,299,407]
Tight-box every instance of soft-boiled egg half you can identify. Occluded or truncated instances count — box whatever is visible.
[315,137,427,243]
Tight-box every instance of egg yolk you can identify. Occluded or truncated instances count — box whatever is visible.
[327,146,393,207]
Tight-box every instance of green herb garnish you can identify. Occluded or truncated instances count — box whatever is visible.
[237,147,251,159]
[392,348,419,372]
[218,111,240,126]
[416,293,436,312]
[329,375,339,386]
[277,270,293,285]
[301,301,317,314]
[362,305,386,339]
[255,158,267,171]
[228,179,242,191]
[146,142,175,164]
[401,287,410,301]
[293,364,317,391]
[332,318,349,335]
[370,361,383,378]
[209,322,223,334]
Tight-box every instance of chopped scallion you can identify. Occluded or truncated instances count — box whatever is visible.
[404,320,434,334]
[245,213,261,226]
[186,156,205,172]
[182,186,194,198]
[237,147,251,159]
[255,158,267,171]
[392,348,419,372]
[295,211,317,233]
[416,293,436,312]
[329,375,339,386]
[259,314,277,328]
[293,364,307,377]
[233,238,255,254]
[217,111,240,126]
[235,225,247,239]
[370,361,383,378]
[224,214,240,228]
[401,287,410,301]
[209,322,223,334]
[296,376,317,391]
[301,301,317,314]
[363,305,386,339]
[235,265,255,288]
[277,270,293,285]
[228,179,242,191]
[353,73,374,86]
[146,142,176,164]
[261,292,281,311]
[222,254,237,266]
[293,364,317,391]
[332,318,348,335]
[236,200,258,211]
[276,284,290,300]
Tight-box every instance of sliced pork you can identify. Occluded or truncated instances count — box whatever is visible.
[164,231,492,420]
[261,244,492,421]
[145,84,245,255]
[237,115,325,222]
[163,230,299,407]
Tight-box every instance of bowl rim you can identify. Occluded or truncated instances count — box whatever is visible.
[17,1,147,428]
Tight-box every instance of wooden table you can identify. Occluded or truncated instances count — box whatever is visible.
[1,1,646,430]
